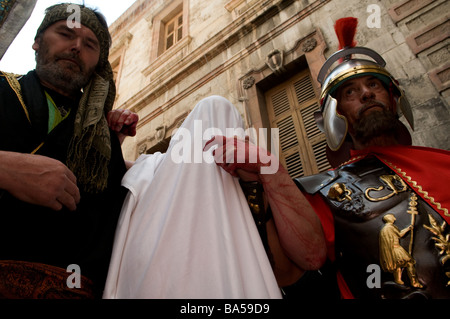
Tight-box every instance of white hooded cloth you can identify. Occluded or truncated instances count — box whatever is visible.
[103,96,281,298]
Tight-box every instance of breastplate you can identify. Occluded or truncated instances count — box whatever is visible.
[298,157,450,299]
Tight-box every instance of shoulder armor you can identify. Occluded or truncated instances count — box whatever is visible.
[294,169,339,195]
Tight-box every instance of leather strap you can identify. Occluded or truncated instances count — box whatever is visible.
[239,180,272,259]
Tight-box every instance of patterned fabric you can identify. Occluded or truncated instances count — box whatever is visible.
[0,0,16,28]
[0,260,94,299]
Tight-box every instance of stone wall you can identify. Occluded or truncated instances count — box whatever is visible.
[109,0,449,161]
[387,0,449,149]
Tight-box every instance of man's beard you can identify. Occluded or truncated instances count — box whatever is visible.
[35,40,94,95]
[352,107,401,146]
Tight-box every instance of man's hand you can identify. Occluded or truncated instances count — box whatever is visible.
[0,151,80,211]
[107,109,139,144]
[203,135,279,181]
[204,135,327,273]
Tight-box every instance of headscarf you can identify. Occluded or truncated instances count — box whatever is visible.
[35,3,115,193]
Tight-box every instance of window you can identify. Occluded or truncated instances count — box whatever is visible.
[108,31,132,105]
[265,70,331,178]
[143,0,191,77]
[165,12,183,51]
[149,0,189,60]
[111,57,121,84]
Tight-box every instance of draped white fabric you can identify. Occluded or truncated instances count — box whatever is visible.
[103,96,281,299]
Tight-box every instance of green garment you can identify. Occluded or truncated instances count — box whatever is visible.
[45,90,71,133]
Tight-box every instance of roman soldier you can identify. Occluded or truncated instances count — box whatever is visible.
[296,17,450,299]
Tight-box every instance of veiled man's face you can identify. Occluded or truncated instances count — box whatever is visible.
[33,20,100,96]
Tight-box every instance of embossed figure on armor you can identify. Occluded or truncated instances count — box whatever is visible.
[310,157,450,299]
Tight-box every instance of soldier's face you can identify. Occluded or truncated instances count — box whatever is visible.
[336,75,399,145]
[336,75,393,130]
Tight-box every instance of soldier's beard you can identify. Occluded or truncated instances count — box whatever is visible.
[352,109,400,146]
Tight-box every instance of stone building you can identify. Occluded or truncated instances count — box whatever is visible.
[109,0,449,179]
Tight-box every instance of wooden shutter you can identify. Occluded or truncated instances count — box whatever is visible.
[266,70,331,178]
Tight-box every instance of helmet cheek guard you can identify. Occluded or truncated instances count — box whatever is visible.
[395,88,414,131]
[314,95,348,151]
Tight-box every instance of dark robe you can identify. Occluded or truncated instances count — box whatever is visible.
[0,70,127,298]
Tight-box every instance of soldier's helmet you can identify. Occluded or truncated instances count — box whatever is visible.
[314,17,414,156]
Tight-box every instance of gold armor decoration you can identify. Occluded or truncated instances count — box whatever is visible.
[245,188,262,220]
[365,175,407,202]
[424,214,450,286]
[407,193,418,254]
[379,193,423,288]
[328,183,352,202]
[248,195,261,217]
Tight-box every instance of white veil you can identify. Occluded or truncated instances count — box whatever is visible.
[103,96,281,298]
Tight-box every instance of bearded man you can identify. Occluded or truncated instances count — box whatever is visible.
[0,3,137,299]
[294,17,450,299]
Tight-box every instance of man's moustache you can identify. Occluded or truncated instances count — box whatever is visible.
[55,54,84,70]
[357,101,387,118]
